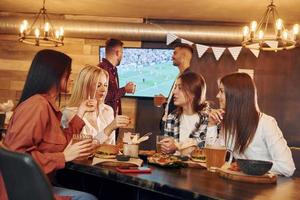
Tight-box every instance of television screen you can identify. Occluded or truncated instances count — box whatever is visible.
[99,47,178,98]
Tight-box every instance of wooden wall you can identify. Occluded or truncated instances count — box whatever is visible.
[0,34,139,130]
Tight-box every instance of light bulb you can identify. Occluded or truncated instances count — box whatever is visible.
[243,26,249,36]
[293,24,299,35]
[59,27,64,36]
[35,28,40,38]
[250,21,257,32]
[55,30,60,39]
[22,20,28,30]
[19,24,25,33]
[258,30,264,39]
[44,22,50,32]
[276,18,283,30]
[283,30,288,40]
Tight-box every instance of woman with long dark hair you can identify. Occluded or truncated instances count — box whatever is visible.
[1,49,98,200]
[161,72,218,154]
[214,72,295,177]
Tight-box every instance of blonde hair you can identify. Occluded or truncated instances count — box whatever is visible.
[68,65,109,107]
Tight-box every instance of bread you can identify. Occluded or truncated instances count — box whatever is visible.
[190,148,206,163]
[180,146,197,156]
[95,144,119,159]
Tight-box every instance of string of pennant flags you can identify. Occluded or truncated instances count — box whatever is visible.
[166,33,263,60]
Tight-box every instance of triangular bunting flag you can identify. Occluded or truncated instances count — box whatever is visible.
[228,46,242,61]
[247,43,260,58]
[181,38,193,46]
[265,41,278,49]
[250,49,260,58]
[166,33,178,45]
[195,44,209,58]
[212,47,226,61]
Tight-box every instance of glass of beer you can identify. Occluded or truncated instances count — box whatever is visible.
[205,145,233,172]
[153,95,166,107]
[156,135,171,153]
[72,134,95,160]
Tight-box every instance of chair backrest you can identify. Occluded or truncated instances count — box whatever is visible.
[0,147,54,200]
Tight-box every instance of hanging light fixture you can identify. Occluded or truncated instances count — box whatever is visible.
[19,0,64,47]
[242,0,299,51]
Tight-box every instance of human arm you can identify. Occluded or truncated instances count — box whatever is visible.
[95,106,130,143]
[263,116,295,177]
[105,75,126,107]
[62,99,97,141]
[161,113,178,154]
[4,101,67,174]
[161,137,177,154]
[103,115,130,135]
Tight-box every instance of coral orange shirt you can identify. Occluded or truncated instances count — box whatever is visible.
[0,94,85,200]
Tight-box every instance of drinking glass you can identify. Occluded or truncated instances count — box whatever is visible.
[156,135,171,153]
[153,95,166,107]
[204,145,233,172]
[72,134,95,160]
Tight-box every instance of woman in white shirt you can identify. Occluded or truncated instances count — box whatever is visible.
[213,72,295,177]
[62,65,130,144]
[162,72,218,154]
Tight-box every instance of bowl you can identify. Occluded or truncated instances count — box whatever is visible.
[237,159,273,176]
[116,155,130,162]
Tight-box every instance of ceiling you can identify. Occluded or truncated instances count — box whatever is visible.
[0,0,300,23]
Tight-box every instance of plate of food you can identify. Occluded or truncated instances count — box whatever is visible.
[147,153,187,168]
[138,150,156,156]
[180,148,207,169]
[93,144,143,167]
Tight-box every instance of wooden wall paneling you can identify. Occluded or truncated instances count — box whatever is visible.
[121,97,137,129]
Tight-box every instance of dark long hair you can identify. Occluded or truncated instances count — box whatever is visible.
[220,73,260,154]
[19,49,72,105]
[176,72,207,115]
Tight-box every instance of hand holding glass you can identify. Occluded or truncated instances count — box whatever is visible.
[153,94,166,107]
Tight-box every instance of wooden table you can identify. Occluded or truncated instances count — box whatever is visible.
[62,159,300,200]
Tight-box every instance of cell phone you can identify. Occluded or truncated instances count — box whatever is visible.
[116,166,152,173]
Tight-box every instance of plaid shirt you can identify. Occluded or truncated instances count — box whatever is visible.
[164,111,209,148]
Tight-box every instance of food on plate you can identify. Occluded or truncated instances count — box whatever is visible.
[190,148,206,163]
[179,146,197,156]
[147,153,186,168]
[138,150,156,156]
[228,162,241,172]
[95,144,119,159]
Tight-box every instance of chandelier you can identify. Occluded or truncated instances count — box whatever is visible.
[19,0,64,47]
[242,0,299,51]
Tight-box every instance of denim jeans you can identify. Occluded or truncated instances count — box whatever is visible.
[53,186,98,200]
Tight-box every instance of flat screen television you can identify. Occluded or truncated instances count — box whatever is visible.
[99,47,178,98]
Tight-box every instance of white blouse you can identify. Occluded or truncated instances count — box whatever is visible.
[61,104,115,144]
[179,113,199,143]
[176,113,220,149]
[218,113,295,177]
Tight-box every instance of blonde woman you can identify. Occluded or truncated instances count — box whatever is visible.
[62,65,130,144]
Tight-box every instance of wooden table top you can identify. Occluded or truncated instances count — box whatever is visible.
[66,159,300,200]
